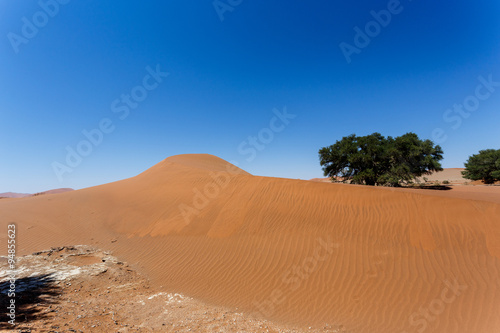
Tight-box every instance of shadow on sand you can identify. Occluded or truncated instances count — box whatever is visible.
[0,273,62,330]
[405,185,453,191]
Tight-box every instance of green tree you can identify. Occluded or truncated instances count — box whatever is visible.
[319,133,443,186]
[462,149,500,184]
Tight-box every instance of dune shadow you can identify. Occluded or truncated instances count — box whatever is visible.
[406,185,453,191]
[0,273,62,329]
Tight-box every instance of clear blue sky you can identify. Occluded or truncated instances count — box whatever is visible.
[1,0,499,192]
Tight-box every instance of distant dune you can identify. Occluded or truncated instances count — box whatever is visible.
[0,188,73,198]
[0,192,31,198]
[1,155,499,332]
[310,168,468,184]
[309,168,500,204]
[309,177,334,183]
[416,168,467,184]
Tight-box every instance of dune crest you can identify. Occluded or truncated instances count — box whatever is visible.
[1,154,499,332]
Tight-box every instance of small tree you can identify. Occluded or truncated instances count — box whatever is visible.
[319,132,443,186]
[462,149,500,184]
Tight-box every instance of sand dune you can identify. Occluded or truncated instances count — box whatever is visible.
[0,192,31,198]
[311,168,468,184]
[32,188,74,196]
[310,168,500,204]
[0,188,73,198]
[1,154,499,332]
[415,168,467,184]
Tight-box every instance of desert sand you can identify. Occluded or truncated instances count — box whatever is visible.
[0,188,74,199]
[1,154,499,332]
[311,168,468,185]
[415,168,467,184]
[2,246,316,332]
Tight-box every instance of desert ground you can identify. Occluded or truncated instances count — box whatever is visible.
[2,245,323,332]
[1,154,499,332]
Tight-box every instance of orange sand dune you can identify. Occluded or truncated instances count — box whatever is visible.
[397,185,500,204]
[416,168,467,184]
[1,154,499,332]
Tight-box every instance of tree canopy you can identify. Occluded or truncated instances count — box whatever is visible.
[318,132,444,186]
[462,149,500,184]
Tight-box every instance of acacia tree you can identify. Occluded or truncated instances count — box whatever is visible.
[462,149,500,184]
[319,132,444,186]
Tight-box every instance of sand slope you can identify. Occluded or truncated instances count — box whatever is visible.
[1,154,499,332]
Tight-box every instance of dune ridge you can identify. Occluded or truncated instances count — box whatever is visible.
[1,154,499,332]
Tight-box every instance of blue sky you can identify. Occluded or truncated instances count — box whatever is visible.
[1,0,500,192]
